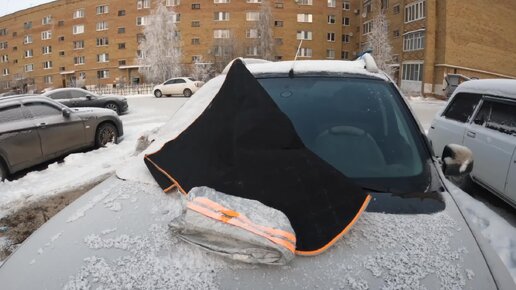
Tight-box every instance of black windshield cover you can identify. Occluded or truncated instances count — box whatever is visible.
[144,60,370,253]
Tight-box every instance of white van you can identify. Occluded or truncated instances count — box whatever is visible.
[428,79,516,208]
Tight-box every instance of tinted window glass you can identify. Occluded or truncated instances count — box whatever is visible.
[175,79,186,84]
[71,90,88,99]
[164,79,175,85]
[49,91,72,100]
[443,93,481,123]
[474,100,516,135]
[25,102,61,117]
[188,77,196,82]
[0,105,24,123]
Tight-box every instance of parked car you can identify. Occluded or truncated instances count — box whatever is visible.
[443,74,471,99]
[42,88,129,115]
[153,77,204,98]
[0,58,514,289]
[428,79,516,208]
[0,95,123,181]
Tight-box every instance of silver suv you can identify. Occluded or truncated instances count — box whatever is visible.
[0,95,123,180]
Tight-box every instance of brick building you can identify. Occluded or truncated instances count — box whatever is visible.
[0,0,514,96]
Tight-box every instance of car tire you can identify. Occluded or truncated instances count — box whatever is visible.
[104,102,120,114]
[154,90,163,98]
[183,89,193,98]
[0,161,6,181]
[95,123,118,148]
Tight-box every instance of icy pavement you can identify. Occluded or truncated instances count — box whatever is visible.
[0,96,187,220]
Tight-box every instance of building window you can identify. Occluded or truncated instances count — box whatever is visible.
[97,53,109,63]
[0,28,6,36]
[137,0,151,9]
[326,49,335,59]
[393,4,400,14]
[274,20,284,27]
[381,0,389,10]
[192,20,200,27]
[136,17,147,26]
[73,24,84,34]
[2,68,9,76]
[96,21,108,31]
[275,3,284,8]
[0,55,8,63]
[341,51,349,59]
[42,46,52,54]
[25,64,34,72]
[0,42,8,50]
[214,0,230,3]
[342,17,350,26]
[328,15,336,24]
[97,70,110,79]
[74,56,85,65]
[42,15,52,25]
[96,5,109,15]
[119,60,126,66]
[41,31,52,40]
[24,22,32,29]
[23,35,33,44]
[172,13,181,23]
[297,14,313,23]
[59,51,65,56]
[96,37,109,46]
[58,20,64,26]
[192,3,200,9]
[246,28,259,38]
[403,30,425,51]
[43,60,52,69]
[214,12,230,21]
[297,30,312,40]
[166,0,180,6]
[44,75,52,84]
[298,48,312,57]
[213,29,230,39]
[405,0,425,23]
[363,20,373,34]
[402,62,423,81]
[118,43,126,49]
[192,55,202,62]
[298,0,313,5]
[247,0,262,3]
[327,0,336,8]
[342,34,350,43]
[246,46,259,56]
[24,49,33,58]
[343,1,350,10]
[393,29,400,38]
[137,33,146,43]
[73,40,85,49]
[58,36,65,42]
[246,12,260,21]
[73,9,85,19]
[118,27,126,34]
[191,38,200,45]
[118,10,126,16]
[12,46,17,51]
[327,32,336,42]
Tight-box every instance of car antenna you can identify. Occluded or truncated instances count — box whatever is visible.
[289,39,303,78]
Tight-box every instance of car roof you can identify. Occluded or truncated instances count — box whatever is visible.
[453,79,516,99]
[0,94,42,102]
[42,87,84,94]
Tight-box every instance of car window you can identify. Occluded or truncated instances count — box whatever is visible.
[164,79,175,85]
[474,99,516,135]
[25,102,61,118]
[188,78,196,82]
[71,90,88,99]
[443,93,482,123]
[257,77,429,191]
[48,91,72,100]
[175,79,186,84]
[0,104,24,123]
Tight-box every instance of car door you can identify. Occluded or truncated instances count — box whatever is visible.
[24,101,86,159]
[47,90,74,107]
[506,147,516,203]
[428,93,482,157]
[175,78,187,95]
[463,97,516,196]
[162,79,175,95]
[70,89,93,107]
[0,102,43,172]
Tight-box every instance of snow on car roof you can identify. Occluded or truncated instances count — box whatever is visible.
[454,79,516,99]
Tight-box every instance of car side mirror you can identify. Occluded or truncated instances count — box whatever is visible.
[62,108,72,118]
[441,144,474,176]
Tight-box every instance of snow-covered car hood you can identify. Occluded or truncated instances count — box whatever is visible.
[0,176,511,289]
[72,107,118,117]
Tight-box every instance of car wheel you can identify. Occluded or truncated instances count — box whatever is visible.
[95,123,118,147]
[104,102,120,114]
[183,89,193,98]
[154,90,163,98]
[0,161,6,181]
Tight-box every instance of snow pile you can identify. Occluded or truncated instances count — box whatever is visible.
[445,180,516,283]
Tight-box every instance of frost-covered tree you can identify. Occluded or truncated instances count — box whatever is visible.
[138,1,181,83]
[366,6,393,77]
[210,35,241,73]
[254,1,275,60]
[190,56,212,82]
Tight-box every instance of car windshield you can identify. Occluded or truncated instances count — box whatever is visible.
[258,76,431,193]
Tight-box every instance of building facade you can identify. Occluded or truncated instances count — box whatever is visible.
[0,0,514,96]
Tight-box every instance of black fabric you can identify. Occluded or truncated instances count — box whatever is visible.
[145,60,369,253]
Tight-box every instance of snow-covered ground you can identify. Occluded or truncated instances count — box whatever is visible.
[0,96,188,219]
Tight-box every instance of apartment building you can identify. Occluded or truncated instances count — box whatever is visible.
[0,0,363,91]
[357,0,516,96]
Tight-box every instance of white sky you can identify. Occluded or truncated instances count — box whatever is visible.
[1,0,55,17]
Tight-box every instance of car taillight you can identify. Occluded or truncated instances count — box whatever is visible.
[195,82,203,88]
